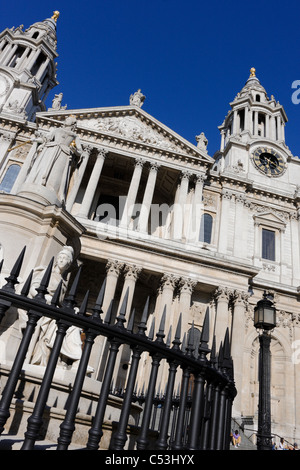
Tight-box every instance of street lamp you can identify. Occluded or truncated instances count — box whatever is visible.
[254,292,276,451]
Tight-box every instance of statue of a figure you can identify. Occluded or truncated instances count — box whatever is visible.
[130,89,145,108]
[25,246,83,369]
[196,132,208,152]
[49,92,67,111]
[26,116,83,204]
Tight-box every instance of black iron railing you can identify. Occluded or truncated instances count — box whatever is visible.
[0,247,237,450]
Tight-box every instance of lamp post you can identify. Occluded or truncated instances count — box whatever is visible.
[254,292,276,451]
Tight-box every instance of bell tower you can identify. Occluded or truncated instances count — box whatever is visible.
[214,68,291,182]
[0,11,59,121]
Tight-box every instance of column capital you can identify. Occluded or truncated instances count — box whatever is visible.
[221,188,233,200]
[232,289,249,306]
[160,273,179,290]
[194,173,207,185]
[180,170,192,181]
[179,277,197,295]
[95,147,109,159]
[148,161,161,172]
[124,264,142,281]
[213,286,231,302]
[106,259,124,277]
[134,157,145,168]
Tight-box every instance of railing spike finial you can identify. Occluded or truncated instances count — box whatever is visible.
[155,305,166,343]
[78,290,89,316]
[186,321,195,357]
[51,280,63,307]
[20,270,33,297]
[198,306,210,359]
[172,313,182,350]
[104,299,113,324]
[92,278,106,321]
[148,317,155,340]
[3,246,26,291]
[210,335,217,368]
[116,287,129,327]
[166,325,172,347]
[34,257,54,302]
[63,265,82,310]
[137,296,149,335]
[127,308,135,333]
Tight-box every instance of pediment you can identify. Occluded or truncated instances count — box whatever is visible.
[37,106,213,164]
[253,211,286,229]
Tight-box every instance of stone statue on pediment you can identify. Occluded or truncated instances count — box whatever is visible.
[196,132,208,152]
[130,89,145,108]
[49,92,67,111]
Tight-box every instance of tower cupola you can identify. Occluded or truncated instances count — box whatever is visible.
[0,11,60,121]
[218,68,288,151]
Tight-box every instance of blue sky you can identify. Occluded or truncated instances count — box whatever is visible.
[1,0,300,157]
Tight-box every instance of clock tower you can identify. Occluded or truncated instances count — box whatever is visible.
[214,68,294,192]
[0,11,59,121]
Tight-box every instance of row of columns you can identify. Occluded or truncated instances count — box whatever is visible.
[68,146,207,243]
[221,107,285,150]
[89,256,248,414]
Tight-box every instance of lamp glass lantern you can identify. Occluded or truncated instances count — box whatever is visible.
[254,293,276,331]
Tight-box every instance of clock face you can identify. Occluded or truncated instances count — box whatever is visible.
[252,147,286,177]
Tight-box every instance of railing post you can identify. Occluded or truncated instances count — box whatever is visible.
[21,319,70,450]
[85,338,121,450]
[0,309,41,434]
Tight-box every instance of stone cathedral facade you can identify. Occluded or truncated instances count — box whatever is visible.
[0,12,299,444]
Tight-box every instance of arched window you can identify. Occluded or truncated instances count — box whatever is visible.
[0,164,21,193]
[199,213,213,244]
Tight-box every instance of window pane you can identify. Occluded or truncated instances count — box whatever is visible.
[262,229,275,261]
[0,164,21,193]
[199,213,213,243]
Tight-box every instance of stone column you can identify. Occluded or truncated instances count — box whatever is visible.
[189,173,206,243]
[66,144,93,212]
[157,273,178,386]
[218,189,232,254]
[117,264,142,321]
[233,192,246,258]
[291,212,300,283]
[244,106,249,133]
[265,114,270,138]
[113,264,142,387]
[173,170,191,241]
[270,115,276,140]
[36,56,50,82]
[276,115,282,141]
[2,44,18,66]
[93,259,124,380]
[233,110,238,134]
[254,111,258,136]
[138,162,160,233]
[119,158,144,228]
[77,147,107,218]
[213,287,230,350]
[0,131,16,168]
[230,290,248,417]
[178,278,197,334]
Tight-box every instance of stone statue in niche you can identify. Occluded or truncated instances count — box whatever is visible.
[27,116,83,204]
[22,246,84,370]
[129,89,145,108]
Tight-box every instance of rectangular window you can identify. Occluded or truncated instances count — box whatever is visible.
[262,229,275,261]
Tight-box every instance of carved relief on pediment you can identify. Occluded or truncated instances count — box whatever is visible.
[80,115,182,152]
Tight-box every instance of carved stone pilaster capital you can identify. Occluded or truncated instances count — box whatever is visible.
[148,161,161,172]
[106,259,124,277]
[81,143,94,155]
[221,189,233,200]
[180,170,192,181]
[194,173,207,185]
[0,130,16,142]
